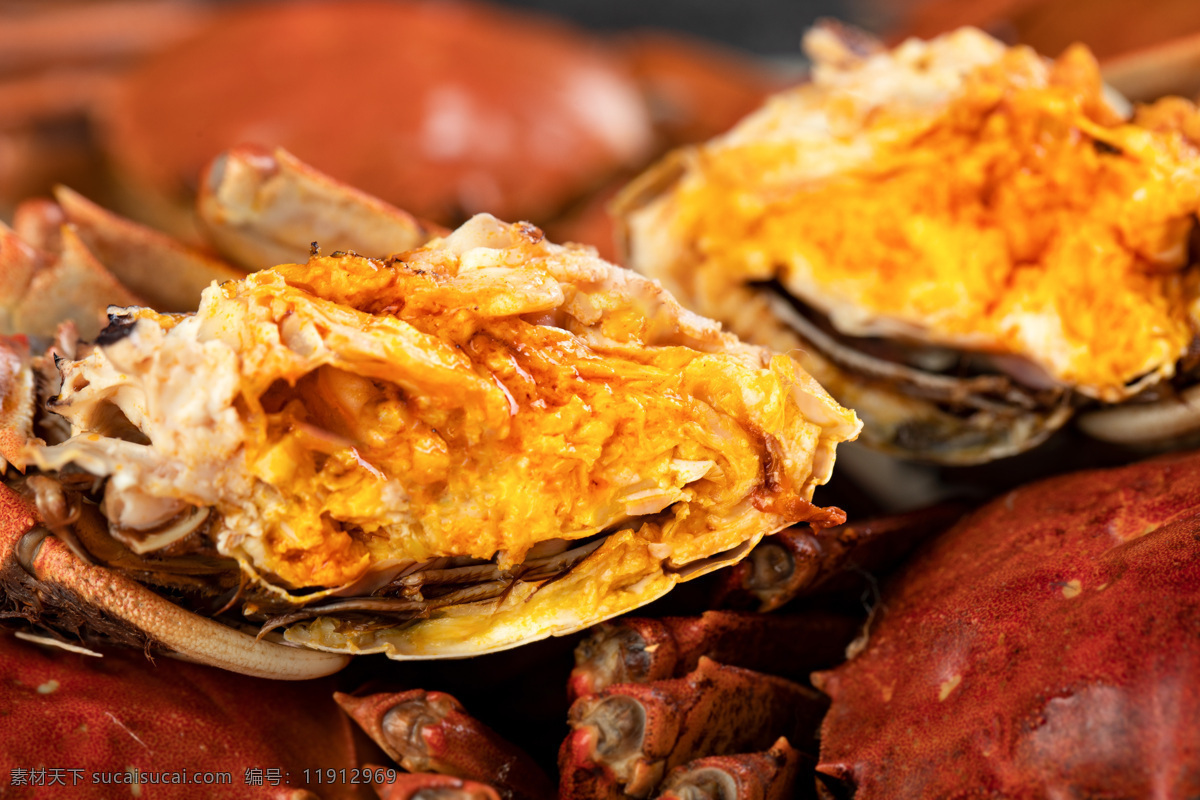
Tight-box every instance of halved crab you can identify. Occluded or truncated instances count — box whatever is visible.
[617,23,1200,463]
[20,213,859,667]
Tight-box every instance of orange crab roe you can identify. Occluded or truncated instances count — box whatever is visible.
[672,44,1200,400]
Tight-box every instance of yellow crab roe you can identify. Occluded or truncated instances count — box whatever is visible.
[198,239,850,590]
[671,44,1200,400]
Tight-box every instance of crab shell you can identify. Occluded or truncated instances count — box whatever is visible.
[98,0,654,239]
[0,626,364,800]
[814,449,1200,797]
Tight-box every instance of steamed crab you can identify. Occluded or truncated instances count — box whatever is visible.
[0,147,859,677]
[617,23,1200,464]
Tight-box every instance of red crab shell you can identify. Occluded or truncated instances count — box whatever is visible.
[99,0,654,234]
[814,450,1200,798]
[0,635,367,799]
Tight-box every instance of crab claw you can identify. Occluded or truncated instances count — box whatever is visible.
[198,145,441,271]
[373,771,502,800]
[558,657,827,800]
[568,611,859,701]
[0,483,348,680]
[655,738,804,800]
[2,190,240,338]
[335,689,554,800]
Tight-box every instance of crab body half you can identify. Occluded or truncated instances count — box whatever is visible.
[3,210,857,674]
[618,24,1200,463]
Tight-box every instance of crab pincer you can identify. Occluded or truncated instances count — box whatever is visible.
[568,610,859,700]
[559,657,827,800]
[198,145,440,271]
[334,689,554,800]
[654,738,804,800]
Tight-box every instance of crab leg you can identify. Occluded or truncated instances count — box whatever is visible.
[713,503,968,612]
[0,221,141,340]
[335,689,554,800]
[654,738,803,800]
[1077,384,1200,444]
[374,772,503,800]
[198,145,440,271]
[53,186,243,312]
[1101,31,1200,102]
[559,657,827,800]
[0,1,210,76]
[11,198,66,254]
[568,610,859,700]
[0,484,348,680]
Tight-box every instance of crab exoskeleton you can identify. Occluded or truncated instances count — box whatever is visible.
[815,449,1200,797]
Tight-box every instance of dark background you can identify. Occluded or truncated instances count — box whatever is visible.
[480,0,886,56]
[496,0,864,55]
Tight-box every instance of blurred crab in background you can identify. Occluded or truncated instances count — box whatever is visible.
[0,0,780,261]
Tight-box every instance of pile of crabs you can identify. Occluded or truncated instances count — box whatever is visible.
[3,4,1200,799]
